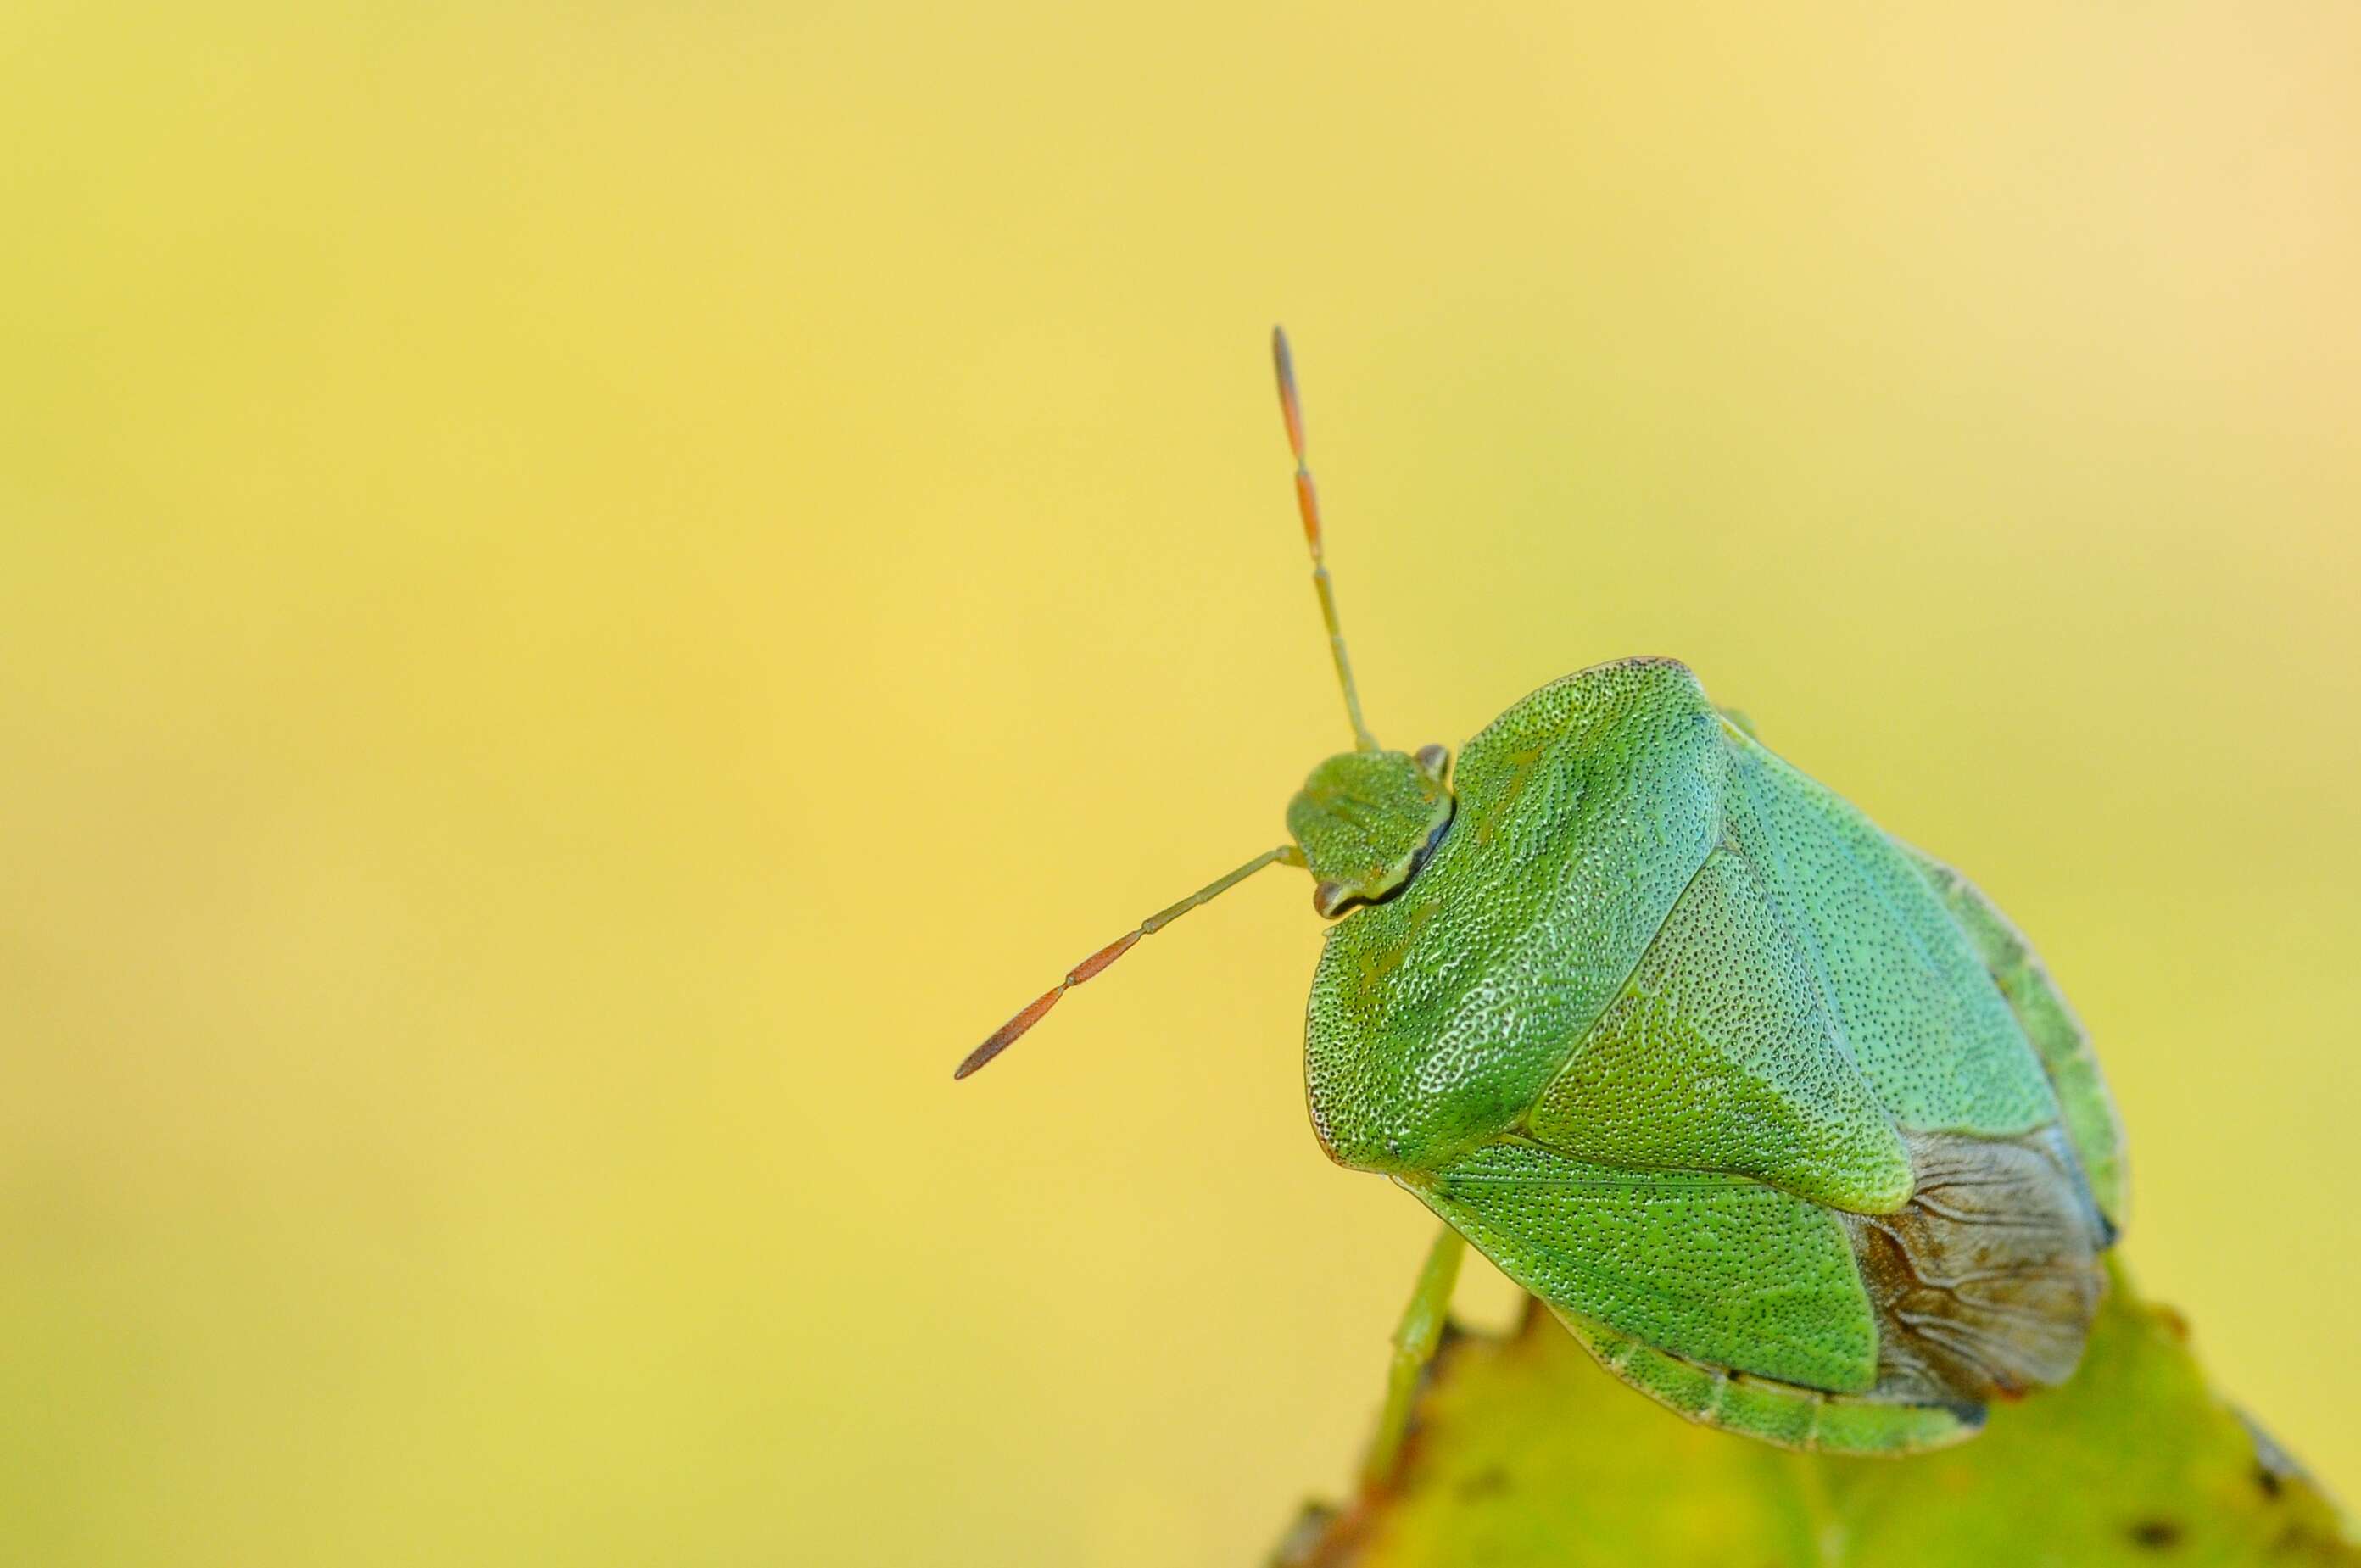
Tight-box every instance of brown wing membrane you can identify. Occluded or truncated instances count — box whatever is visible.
[1843,1126,2109,1404]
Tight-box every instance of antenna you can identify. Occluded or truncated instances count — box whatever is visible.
[953,844,1305,1079]
[1273,326,1381,753]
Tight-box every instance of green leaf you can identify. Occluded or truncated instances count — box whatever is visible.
[1275,1263,2355,1567]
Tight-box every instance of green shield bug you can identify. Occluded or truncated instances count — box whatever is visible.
[957,330,2127,1457]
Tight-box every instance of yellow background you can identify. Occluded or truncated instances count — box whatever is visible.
[5,5,2357,1563]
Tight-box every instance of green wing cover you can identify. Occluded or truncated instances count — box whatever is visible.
[1404,1139,1879,1397]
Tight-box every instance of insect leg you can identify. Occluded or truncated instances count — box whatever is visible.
[1360,1224,1466,1490]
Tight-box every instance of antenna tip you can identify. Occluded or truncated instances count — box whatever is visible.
[952,1035,1007,1080]
[953,987,1060,1080]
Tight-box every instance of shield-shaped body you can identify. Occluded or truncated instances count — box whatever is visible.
[1305,656,2126,1453]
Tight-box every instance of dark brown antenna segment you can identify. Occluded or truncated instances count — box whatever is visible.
[953,843,1305,1079]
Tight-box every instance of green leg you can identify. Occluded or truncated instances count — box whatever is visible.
[1361,1225,1465,1490]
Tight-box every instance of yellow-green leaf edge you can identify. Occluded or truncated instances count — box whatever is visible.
[1275,1261,2356,1567]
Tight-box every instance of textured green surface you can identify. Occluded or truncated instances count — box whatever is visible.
[1404,1140,1878,1395]
[1275,1264,2358,1567]
[1525,845,1913,1213]
[1903,845,2130,1228]
[1304,659,1724,1172]
[1287,749,1454,913]
[1720,730,2061,1139]
[1575,1317,1973,1454]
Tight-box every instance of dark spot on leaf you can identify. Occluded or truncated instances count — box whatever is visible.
[2129,1517,2183,1550]
[2235,1407,2311,1498]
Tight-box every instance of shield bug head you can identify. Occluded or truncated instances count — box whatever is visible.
[1289,745,1454,918]
[952,327,1450,1080]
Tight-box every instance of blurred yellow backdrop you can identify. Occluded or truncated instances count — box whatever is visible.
[3,4,2357,1563]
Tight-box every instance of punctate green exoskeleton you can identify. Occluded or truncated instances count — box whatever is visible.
[956,329,2126,1456]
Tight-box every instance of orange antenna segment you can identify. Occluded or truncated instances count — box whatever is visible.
[1272,326,1380,752]
[953,844,1305,1080]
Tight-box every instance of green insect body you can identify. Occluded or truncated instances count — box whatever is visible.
[1307,656,2124,1452]
[958,330,2126,1457]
